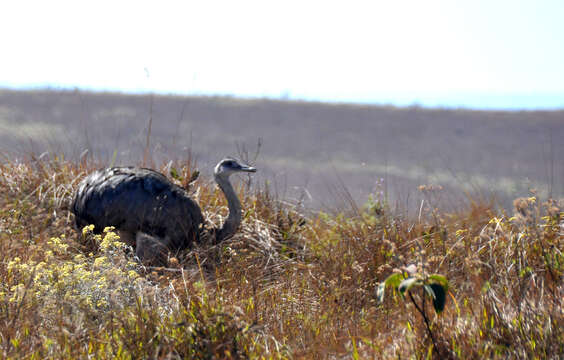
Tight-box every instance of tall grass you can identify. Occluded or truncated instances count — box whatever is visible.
[0,154,562,358]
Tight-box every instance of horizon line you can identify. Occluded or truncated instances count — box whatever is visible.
[2,83,564,112]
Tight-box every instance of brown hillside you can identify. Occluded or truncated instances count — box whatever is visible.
[0,88,562,210]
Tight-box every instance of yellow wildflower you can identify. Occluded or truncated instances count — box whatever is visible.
[82,224,95,236]
[93,257,108,267]
[7,257,21,270]
[99,231,123,251]
[9,284,26,303]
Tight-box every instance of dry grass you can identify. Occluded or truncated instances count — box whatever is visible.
[0,154,562,359]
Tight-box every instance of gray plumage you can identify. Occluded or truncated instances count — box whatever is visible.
[72,158,256,263]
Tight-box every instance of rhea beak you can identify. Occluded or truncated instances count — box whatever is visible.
[240,164,257,173]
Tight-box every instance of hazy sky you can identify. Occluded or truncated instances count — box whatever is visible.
[1,0,563,109]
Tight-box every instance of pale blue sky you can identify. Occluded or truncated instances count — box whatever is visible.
[1,0,563,109]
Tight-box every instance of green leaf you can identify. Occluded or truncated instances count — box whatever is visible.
[188,170,200,183]
[384,272,406,289]
[429,283,446,313]
[378,272,408,303]
[398,277,421,295]
[428,274,449,291]
[351,336,360,360]
[423,284,436,299]
[170,167,181,180]
[376,273,405,302]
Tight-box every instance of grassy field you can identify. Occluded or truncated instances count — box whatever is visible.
[1,89,563,211]
[0,153,562,358]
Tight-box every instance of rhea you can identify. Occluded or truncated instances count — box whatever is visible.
[71,158,256,263]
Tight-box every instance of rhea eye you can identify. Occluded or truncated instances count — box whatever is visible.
[224,161,234,167]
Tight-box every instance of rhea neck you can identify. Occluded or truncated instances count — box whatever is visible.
[213,172,242,242]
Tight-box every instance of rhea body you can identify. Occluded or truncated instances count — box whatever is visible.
[72,158,256,262]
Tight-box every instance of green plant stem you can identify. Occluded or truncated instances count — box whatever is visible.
[408,291,440,357]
